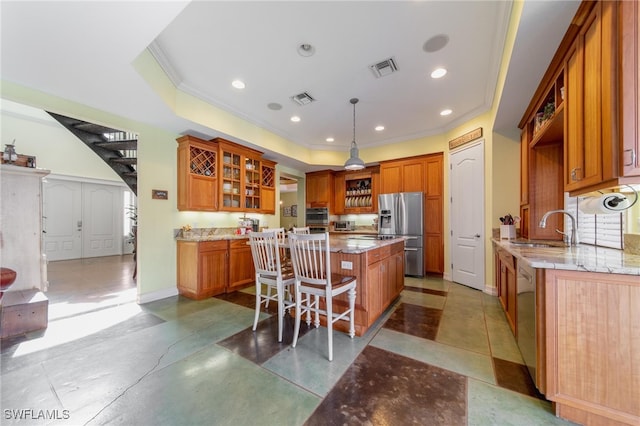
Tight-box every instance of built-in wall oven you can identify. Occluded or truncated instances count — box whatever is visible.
[305,207,329,234]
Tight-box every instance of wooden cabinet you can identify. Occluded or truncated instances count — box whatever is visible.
[260,160,276,214]
[366,243,405,321]
[379,156,425,194]
[620,0,640,177]
[177,238,256,299]
[177,136,276,213]
[177,240,227,299]
[495,246,517,335]
[334,167,378,214]
[227,239,255,292]
[177,135,218,211]
[544,269,640,425]
[424,154,444,274]
[565,1,618,193]
[306,170,334,210]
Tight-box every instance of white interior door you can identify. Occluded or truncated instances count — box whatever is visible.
[43,179,82,261]
[450,141,485,290]
[82,183,122,258]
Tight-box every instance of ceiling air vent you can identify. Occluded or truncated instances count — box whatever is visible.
[369,57,398,78]
[291,92,315,106]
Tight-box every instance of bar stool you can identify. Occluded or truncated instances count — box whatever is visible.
[288,232,356,361]
[248,231,295,342]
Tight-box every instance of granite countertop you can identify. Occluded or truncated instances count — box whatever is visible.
[328,234,405,254]
[493,238,640,276]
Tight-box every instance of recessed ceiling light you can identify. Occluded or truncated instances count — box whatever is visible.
[326,137,334,142]
[440,109,452,116]
[297,43,315,57]
[231,79,245,89]
[431,68,447,79]
[290,116,301,122]
[267,102,282,110]
[375,125,385,132]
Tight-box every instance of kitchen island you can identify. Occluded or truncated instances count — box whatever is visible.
[493,239,640,426]
[177,230,405,336]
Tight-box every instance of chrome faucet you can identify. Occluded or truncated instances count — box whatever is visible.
[539,209,578,246]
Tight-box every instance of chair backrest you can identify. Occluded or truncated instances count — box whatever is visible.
[288,232,331,286]
[292,226,310,234]
[249,231,284,278]
[270,227,287,245]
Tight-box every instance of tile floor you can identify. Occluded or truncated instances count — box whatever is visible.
[1,255,575,425]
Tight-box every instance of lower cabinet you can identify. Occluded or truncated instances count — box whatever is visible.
[544,269,640,426]
[177,238,255,299]
[228,239,256,291]
[495,246,517,335]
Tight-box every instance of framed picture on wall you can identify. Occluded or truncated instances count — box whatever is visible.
[283,206,291,217]
[291,205,297,217]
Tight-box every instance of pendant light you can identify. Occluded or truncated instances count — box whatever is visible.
[344,98,365,170]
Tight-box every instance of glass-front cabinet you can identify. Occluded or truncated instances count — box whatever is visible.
[177,136,277,213]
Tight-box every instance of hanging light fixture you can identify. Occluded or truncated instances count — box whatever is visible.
[344,98,365,170]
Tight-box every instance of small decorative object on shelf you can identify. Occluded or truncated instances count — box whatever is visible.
[182,224,193,238]
[542,102,555,120]
[3,142,18,163]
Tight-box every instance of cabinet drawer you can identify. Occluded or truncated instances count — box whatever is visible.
[229,238,250,250]
[199,240,228,252]
[496,247,515,270]
[367,245,391,265]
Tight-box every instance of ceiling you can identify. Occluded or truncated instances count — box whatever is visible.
[0,1,580,172]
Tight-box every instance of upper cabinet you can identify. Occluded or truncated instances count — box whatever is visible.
[177,135,219,211]
[177,136,277,213]
[620,0,640,177]
[334,167,379,214]
[306,170,335,211]
[564,1,618,193]
[379,156,426,194]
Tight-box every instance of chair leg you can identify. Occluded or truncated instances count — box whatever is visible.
[277,282,284,342]
[305,292,312,327]
[252,279,262,331]
[265,285,272,308]
[313,295,320,328]
[292,286,302,348]
[348,287,356,338]
[326,295,333,361]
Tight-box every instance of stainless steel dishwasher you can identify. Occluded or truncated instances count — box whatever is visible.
[516,261,538,389]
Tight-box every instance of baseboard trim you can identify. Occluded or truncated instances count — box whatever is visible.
[137,287,179,305]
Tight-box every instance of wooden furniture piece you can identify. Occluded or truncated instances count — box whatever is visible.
[227,239,255,292]
[248,231,295,342]
[333,166,379,214]
[544,269,640,426]
[519,1,640,237]
[177,136,277,213]
[288,232,357,361]
[176,240,228,299]
[177,135,218,211]
[494,245,517,335]
[367,241,404,320]
[305,170,335,211]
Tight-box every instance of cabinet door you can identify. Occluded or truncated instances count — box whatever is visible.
[306,171,334,209]
[220,149,242,210]
[177,136,218,211]
[228,240,255,291]
[200,248,227,296]
[260,161,276,213]
[520,129,529,205]
[380,164,402,194]
[621,0,640,177]
[367,261,384,320]
[565,2,617,191]
[402,160,425,193]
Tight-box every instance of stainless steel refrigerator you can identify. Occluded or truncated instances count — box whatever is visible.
[378,192,424,276]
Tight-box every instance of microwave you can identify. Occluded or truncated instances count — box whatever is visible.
[334,220,355,231]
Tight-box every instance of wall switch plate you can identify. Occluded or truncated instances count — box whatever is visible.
[341,260,353,270]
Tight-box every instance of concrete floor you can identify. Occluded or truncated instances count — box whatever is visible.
[0,255,574,425]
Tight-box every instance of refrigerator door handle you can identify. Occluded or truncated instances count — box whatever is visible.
[404,247,419,251]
